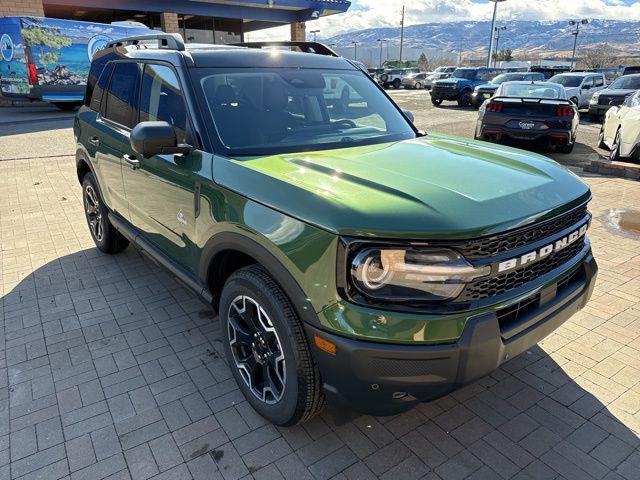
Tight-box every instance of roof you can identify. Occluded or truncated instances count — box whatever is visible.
[188,47,355,69]
[554,72,603,77]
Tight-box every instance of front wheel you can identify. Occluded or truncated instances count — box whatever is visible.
[393,78,402,89]
[597,126,608,150]
[52,102,79,111]
[457,91,472,107]
[414,82,422,89]
[82,173,129,254]
[431,97,442,106]
[220,265,324,426]
[610,129,622,161]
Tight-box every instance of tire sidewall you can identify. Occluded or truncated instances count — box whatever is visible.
[220,274,302,425]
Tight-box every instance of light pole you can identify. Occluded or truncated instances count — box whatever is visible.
[351,41,359,61]
[569,19,589,69]
[493,26,506,67]
[310,29,320,42]
[487,0,507,67]
[399,5,405,63]
[377,38,386,69]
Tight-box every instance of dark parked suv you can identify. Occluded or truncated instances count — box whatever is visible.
[75,34,597,425]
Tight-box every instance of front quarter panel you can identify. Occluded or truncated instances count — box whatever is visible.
[196,155,341,316]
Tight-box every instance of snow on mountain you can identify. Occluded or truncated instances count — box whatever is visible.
[324,19,640,63]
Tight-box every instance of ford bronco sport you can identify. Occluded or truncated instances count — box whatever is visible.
[75,34,597,426]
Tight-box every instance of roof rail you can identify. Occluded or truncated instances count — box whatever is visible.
[231,41,339,57]
[106,33,185,51]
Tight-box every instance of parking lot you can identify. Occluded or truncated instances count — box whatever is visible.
[0,100,639,480]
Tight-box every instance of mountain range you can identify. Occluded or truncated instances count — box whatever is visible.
[324,19,640,64]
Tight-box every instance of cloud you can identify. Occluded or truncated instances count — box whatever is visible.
[244,0,640,41]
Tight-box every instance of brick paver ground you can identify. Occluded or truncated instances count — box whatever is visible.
[0,155,639,480]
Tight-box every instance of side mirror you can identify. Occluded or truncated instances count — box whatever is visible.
[130,121,193,158]
[402,109,415,123]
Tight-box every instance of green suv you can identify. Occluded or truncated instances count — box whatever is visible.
[75,34,597,426]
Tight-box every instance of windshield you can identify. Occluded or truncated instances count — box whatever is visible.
[549,75,583,87]
[498,83,566,99]
[609,76,640,90]
[195,68,415,156]
[434,66,447,73]
[451,68,478,80]
[492,74,524,85]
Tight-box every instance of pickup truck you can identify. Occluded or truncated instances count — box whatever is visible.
[431,67,503,107]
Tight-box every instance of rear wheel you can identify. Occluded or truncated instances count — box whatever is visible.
[457,90,472,107]
[414,82,422,89]
[82,173,129,254]
[220,265,324,426]
[393,78,402,89]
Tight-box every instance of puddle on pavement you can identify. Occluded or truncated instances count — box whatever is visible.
[601,209,640,239]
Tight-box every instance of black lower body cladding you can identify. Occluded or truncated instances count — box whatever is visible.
[307,251,597,416]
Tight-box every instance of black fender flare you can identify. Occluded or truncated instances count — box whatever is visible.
[199,232,320,328]
[76,148,105,201]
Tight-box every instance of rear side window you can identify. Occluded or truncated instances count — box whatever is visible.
[139,64,189,143]
[104,62,142,128]
[594,76,604,87]
[89,63,113,112]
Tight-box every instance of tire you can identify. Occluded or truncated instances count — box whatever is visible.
[53,102,79,111]
[597,126,608,150]
[220,265,324,426]
[570,97,579,107]
[82,172,129,254]
[393,78,402,89]
[556,141,575,154]
[414,82,422,89]
[379,73,388,84]
[610,129,622,161]
[457,90,472,107]
[431,97,442,106]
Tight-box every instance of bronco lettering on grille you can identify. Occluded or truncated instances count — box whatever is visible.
[497,223,588,273]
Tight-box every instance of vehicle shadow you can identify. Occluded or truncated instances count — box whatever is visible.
[0,105,75,137]
[2,246,638,478]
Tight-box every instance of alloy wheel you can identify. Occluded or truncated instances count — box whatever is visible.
[84,184,104,242]
[611,130,621,161]
[227,295,286,404]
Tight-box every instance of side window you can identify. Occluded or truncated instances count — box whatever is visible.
[104,62,141,128]
[89,63,113,112]
[139,64,189,144]
[594,76,604,87]
[581,77,594,89]
[633,93,640,107]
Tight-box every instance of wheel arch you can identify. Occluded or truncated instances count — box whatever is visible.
[199,232,320,328]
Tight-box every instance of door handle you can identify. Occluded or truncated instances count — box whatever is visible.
[88,136,100,146]
[122,154,141,170]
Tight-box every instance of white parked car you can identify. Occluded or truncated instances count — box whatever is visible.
[424,66,456,89]
[548,72,606,108]
[599,90,640,161]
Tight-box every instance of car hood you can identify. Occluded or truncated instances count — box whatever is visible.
[598,88,636,96]
[435,78,466,85]
[476,83,498,91]
[215,133,590,240]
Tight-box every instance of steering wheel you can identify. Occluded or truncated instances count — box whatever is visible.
[332,119,357,129]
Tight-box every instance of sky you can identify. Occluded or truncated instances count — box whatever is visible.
[245,0,640,41]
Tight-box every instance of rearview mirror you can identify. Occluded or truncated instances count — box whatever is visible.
[402,109,415,123]
[130,121,193,158]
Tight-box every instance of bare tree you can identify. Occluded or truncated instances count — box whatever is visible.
[579,44,617,69]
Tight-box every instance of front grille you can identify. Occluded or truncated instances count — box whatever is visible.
[495,266,584,333]
[598,95,625,106]
[453,205,588,259]
[460,237,586,301]
[433,85,456,92]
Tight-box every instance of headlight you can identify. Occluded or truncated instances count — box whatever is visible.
[350,247,490,302]
[590,93,600,103]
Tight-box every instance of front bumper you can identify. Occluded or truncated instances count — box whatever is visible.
[472,91,494,107]
[306,250,596,416]
[588,104,614,116]
[431,87,460,100]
